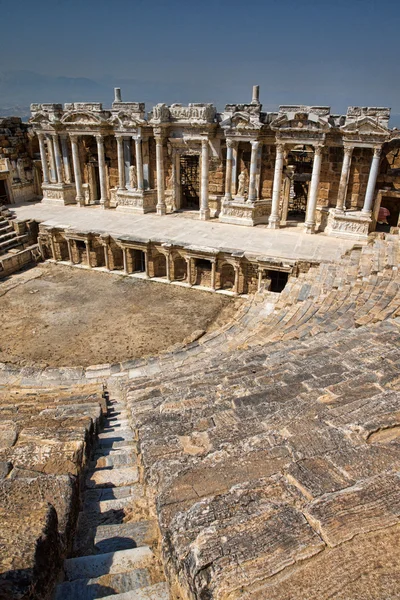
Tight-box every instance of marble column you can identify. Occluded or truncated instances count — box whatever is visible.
[116,137,125,190]
[362,147,382,214]
[231,142,238,195]
[305,145,323,234]
[174,151,181,210]
[336,146,354,211]
[70,135,84,206]
[134,137,144,191]
[155,137,166,215]
[268,143,285,229]
[85,240,91,268]
[47,136,57,183]
[52,134,64,184]
[66,238,73,264]
[37,133,50,184]
[224,139,234,201]
[60,135,72,183]
[248,140,260,202]
[211,259,216,290]
[123,139,131,186]
[200,139,210,220]
[96,135,109,208]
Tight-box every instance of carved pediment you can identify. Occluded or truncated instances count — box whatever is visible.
[221,111,262,131]
[109,111,145,128]
[341,115,389,136]
[29,112,50,125]
[61,111,105,125]
[270,111,330,133]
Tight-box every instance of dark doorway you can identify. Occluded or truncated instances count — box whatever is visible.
[0,180,9,205]
[286,146,313,223]
[267,270,289,293]
[180,155,200,209]
[376,196,400,232]
[132,249,145,272]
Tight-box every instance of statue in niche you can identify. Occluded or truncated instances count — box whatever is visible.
[237,171,247,198]
[129,165,137,189]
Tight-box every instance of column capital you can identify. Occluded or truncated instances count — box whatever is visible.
[69,134,79,143]
[276,142,285,154]
[201,138,209,149]
[313,144,324,156]
[373,146,382,158]
[226,138,235,149]
[155,136,164,146]
[37,132,45,141]
[251,139,260,149]
[343,145,354,157]
[95,134,104,143]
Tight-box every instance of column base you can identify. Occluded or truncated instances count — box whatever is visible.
[268,215,280,229]
[116,189,157,213]
[199,208,211,221]
[304,222,316,234]
[100,198,110,210]
[219,198,270,226]
[41,183,76,206]
[325,208,371,238]
[156,203,167,216]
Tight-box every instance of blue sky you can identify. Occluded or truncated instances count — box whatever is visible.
[1,0,399,123]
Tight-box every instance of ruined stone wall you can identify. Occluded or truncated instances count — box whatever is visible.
[104,135,118,189]
[318,146,342,207]
[0,117,37,203]
[260,143,275,199]
[347,147,372,209]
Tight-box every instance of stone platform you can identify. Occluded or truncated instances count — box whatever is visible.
[11,201,357,264]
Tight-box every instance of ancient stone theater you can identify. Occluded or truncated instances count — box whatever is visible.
[1,86,400,600]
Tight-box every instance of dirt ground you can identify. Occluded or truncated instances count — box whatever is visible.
[0,263,241,368]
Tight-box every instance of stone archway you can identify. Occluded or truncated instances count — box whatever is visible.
[172,256,187,281]
[153,254,167,278]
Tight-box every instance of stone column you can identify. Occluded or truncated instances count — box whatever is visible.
[96,135,109,208]
[52,134,64,184]
[185,257,192,285]
[116,137,126,190]
[66,238,73,264]
[211,259,216,290]
[49,232,56,260]
[85,240,91,268]
[224,139,234,201]
[231,142,238,195]
[248,140,260,202]
[144,251,150,278]
[47,136,57,183]
[122,247,128,274]
[134,137,144,191]
[268,142,285,229]
[103,240,110,270]
[123,139,131,186]
[258,267,264,292]
[155,136,166,215]
[336,146,354,211]
[174,151,181,210]
[233,264,240,295]
[362,147,382,214]
[70,135,84,206]
[305,145,323,234]
[38,133,50,184]
[165,253,171,281]
[200,139,210,220]
[60,135,72,183]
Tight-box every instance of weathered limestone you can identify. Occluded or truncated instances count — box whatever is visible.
[200,138,210,220]
[305,145,323,234]
[268,142,285,229]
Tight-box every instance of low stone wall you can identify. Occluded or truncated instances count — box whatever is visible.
[0,382,106,600]
[0,244,40,278]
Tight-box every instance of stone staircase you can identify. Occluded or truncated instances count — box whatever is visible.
[54,385,169,600]
[0,210,28,256]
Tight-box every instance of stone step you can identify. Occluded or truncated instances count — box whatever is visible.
[86,466,139,489]
[98,429,134,440]
[54,568,151,600]
[103,419,131,429]
[94,521,155,554]
[65,547,155,581]
[98,439,135,450]
[85,485,144,504]
[92,450,137,469]
[101,582,170,600]
[0,230,17,242]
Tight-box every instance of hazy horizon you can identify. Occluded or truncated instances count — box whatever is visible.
[1,0,400,125]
